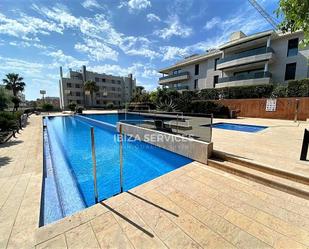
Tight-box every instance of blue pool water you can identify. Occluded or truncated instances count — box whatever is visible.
[41,114,192,225]
[212,122,267,133]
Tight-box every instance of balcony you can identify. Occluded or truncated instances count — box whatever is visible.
[215,71,272,88]
[217,47,274,70]
[158,71,190,84]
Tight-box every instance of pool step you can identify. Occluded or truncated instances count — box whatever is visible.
[208,157,309,200]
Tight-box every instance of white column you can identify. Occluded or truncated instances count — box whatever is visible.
[264,62,269,73]
[266,36,271,48]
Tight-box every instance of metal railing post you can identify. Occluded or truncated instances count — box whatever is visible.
[90,127,99,203]
[119,124,124,193]
[176,114,179,133]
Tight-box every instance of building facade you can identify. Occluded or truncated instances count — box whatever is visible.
[158,30,309,90]
[59,66,136,109]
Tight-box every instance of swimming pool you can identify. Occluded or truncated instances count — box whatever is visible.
[212,122,268,133]
[41,114,192,225]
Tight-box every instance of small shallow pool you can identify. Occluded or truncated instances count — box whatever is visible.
[212,122,268,133]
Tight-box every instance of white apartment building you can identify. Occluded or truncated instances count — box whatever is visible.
[59,66,136,109]
[158,30,309,90]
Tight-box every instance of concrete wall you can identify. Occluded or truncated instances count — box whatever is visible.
[270,33,309,84]
[117,122,213,164]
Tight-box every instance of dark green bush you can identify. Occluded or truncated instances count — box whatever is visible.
[198,89,218,100]
[271,85,287,98]
[68,103,76,111]
[106,103,114,109]
[198,84,274,100]
[189,101,230,117]
[76,107,83,114]
[0,111,20,131]
[287,79,309,97]
[41,103,54,112]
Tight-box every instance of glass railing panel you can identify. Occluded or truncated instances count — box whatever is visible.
[218,47,274,64]
[159,71,189,81]
[218,71,272,83]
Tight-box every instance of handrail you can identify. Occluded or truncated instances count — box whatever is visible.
[218,47,274,64]
[90,127,98,203]
[218,71,272,83]
[159,71,189,81]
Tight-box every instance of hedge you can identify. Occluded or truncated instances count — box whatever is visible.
[198,78,309,100]
[287,79,309,97]
[189,100,230,118]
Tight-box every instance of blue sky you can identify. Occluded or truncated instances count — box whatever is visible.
[0,0,279,100]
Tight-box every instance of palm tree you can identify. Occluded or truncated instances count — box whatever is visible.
[2,73,26,111]
[3,73,26,97]
[84,80,99,107]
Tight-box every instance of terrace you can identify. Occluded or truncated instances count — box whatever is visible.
[1,113,308,248]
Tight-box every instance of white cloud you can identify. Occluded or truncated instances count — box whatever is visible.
[119,0,151,12]
[154,15,193,40]
[89,62,159,80]
[120,36,160,59]
[0,13,62,41]
[204,17,221,30]
[81,0,102,10]
[75,39,118,61]
[159,46,190,61]
[47,49,88,68]
[146,13,160,22]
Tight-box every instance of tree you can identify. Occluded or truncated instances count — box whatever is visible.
[0,87,10,111]
[84,80,99,107]
[41,103,54,112]
[276,0,309,46]
[3,73,26,111]
[11,96,21,111]
[3,73,26,97]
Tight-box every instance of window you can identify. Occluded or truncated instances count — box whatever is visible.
[117,80,121,84]
[75,84,80,88]
[173,69,181,75]
[285,63,296,80]
[76,92,81,96]
[112,87,115,91]
[67,83,72,88]
[111,80,115,84]
[96,100,100,105]
[214,75,219,85]
[287,38,298,57]
[195,64,199,75]
[95,77,99,82]
[76,100,81,104]
[194,79,198,89]
[102,78,106,82]
[214,58,220,71]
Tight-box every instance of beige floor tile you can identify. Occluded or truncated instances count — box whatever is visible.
[36,234,67,249]
[65,223,100,248]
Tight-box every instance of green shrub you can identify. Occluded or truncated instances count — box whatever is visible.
[271,85,287,98]
[287,79,309,97]
[198,89,219,100]
[41,103,54,112]
[189,101,230,117]
[67,103,76,111]
[0,111,20,131]
[106,103,114,109]
[76,107,83,114]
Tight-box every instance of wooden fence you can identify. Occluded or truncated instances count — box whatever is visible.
[214,97,309,121]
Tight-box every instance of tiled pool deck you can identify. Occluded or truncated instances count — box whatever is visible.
[212,117,309,178]
[1,115,309,248]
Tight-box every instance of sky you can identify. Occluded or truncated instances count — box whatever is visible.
[0,0,279,100]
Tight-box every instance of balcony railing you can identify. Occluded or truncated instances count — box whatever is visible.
[218,71,272,83]
[159,71,189,81]
[218,47,274,64]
